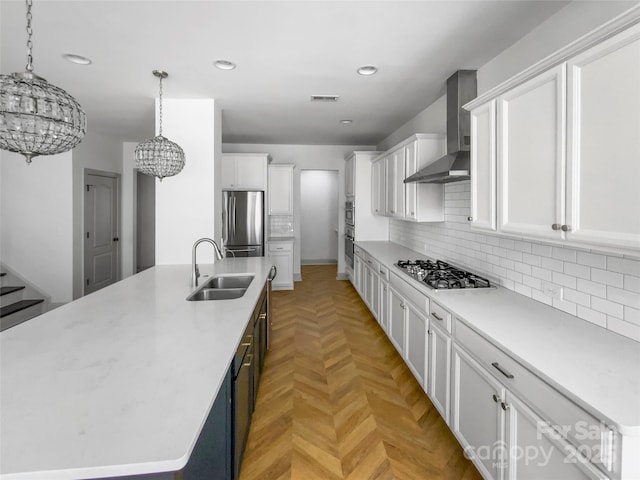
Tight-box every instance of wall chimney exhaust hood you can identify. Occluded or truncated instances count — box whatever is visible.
[404,70,477,184]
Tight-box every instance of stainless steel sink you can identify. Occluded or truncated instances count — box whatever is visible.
[186,274,254,301]
[202,275,254,289]
[187,288,247,301]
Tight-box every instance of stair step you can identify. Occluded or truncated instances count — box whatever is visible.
[1,299,44,319]
[1,286,25,296]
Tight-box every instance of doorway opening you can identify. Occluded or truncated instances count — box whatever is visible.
[136,170,155,273]
[300,170,339,265]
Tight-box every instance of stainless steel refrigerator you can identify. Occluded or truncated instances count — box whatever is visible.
[222,190,264,257]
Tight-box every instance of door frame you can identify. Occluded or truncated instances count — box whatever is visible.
[83,168,122,296]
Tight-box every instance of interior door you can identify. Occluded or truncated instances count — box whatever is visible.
[84,173,119,295]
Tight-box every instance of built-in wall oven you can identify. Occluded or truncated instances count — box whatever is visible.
[345,200,355,227]
[345,225,355,268]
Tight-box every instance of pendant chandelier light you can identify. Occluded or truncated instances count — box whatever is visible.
[134,70,185,181]
[0,0,87,164]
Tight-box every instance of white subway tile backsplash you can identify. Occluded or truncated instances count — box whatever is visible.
[541,257,563,273]
[552,246,577,263]
[563,262,590,280]
[577,278,607,298]
[607,256,640,276]
[607,286,640,308]
[389,181,639,342]
[592,297,624,318]
[577,306,607,327]
[532,243,552,257]
[531,266,553,282]
[553,271,577,289]
[625,274,640,293]
[591,268,624,287]
[576,251,607,269]
[606,316,640,342]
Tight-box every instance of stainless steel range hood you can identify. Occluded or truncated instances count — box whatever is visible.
[404,70,477,184]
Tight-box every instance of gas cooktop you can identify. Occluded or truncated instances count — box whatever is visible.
[396,259,494,291]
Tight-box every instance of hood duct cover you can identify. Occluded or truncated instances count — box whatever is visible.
[404,70,477,184]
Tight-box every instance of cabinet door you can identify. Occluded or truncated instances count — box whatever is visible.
[405,302,428,388]
[268,165,293,215]
[405,142,418,220]
[236,156,267,190]
[345,156,355,197]
[566,24,640,251]
[370,270,380,321]
[385,150,405,217]
[269,251,293,290]
[221,156,237,188]
[428,322,451,423]
[452,345,506,480]
[379,280,389,333]
[505,393,609,480]
[364,264,374,310]
[470,100,497,231]
[353,255,363,295]
[388,287,406,355]
[498,64,566,240]
[371,159,386,215]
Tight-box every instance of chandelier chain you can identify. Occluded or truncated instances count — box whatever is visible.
[158,75,163,136]
[25,0,34,72]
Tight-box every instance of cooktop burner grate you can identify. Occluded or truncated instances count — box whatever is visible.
[395,259,493,290]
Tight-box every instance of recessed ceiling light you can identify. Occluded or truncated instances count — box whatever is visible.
[214,60,236,70]
[340,119,353,124]
[357,65,378,76]
[62,53,92,65]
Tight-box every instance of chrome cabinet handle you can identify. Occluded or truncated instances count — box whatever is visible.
[243,353,253,368]
[492,362,514,379]
[501,402,510,411]
[552,223,561,231]
[400,303,405,309]
[561,224,571,232]
[431,312,443,322]
[492,394,501,403]
[241,335,253,347]
[467,216,473,221]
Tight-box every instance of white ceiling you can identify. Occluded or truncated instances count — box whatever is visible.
[0,0,570,146]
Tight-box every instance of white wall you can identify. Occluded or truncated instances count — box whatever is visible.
[72,130,124,299]
[1,150,74,303]
[121,142,137,279]
[222,143,375,279]
[300,170,339,263]
[381,1,640,342]
[155,99,219,265]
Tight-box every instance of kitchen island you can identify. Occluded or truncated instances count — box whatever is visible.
[0,257,274,479]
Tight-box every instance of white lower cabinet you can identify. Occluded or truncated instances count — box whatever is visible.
[388,286,405,356]
[405,302,428,387]
[453,320,611,480]
[428,319,451,423]
[378,273,389,333]
[267,241,294,290]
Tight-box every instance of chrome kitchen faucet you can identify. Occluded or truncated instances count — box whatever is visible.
[191,238,224,287]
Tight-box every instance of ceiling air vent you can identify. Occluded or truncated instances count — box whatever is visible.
[310,94,339,102]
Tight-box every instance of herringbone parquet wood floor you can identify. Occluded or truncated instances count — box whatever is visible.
[240,265,482,480]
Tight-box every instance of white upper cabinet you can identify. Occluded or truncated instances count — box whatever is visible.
[345,156,355,197]
[404,135,445,222]
[221,153,269,190]
[470,100,497,232]
[498,64,566,240]
[371,158,386,216]
[466,18,640,252]
[385,149,405,218]
[566,23,640,250]
[268,164,294,215]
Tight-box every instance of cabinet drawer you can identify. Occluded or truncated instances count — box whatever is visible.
[363,254,379,272]
[378,265,389,282]
[354,245,364,257]
[454,319,614,469]
[390,272,429,313]
[268,242,293,253]
[429,301,452,334]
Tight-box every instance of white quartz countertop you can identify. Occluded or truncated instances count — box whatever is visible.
[356,241,640,437]
[0,258,274,479]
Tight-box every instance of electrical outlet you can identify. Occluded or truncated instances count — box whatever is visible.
[541,281,563,300]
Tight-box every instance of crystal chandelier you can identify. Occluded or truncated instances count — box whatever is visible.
[134,70,185,181]
[0,0,87,164]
